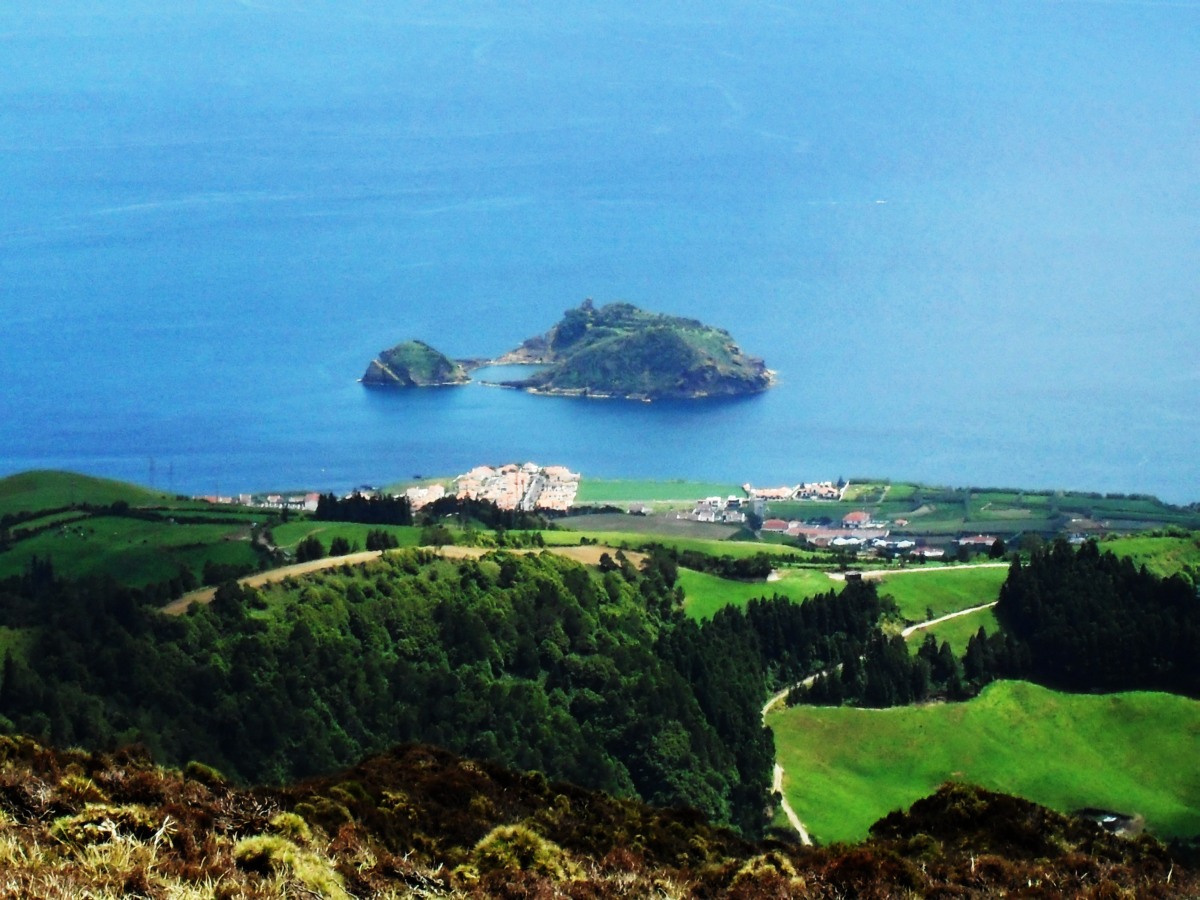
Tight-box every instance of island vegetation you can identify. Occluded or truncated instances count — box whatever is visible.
[362,340,469,387]
[495,299,774,400]
[363,299,773,400]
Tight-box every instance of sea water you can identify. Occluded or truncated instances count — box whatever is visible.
[1,1,1197,501]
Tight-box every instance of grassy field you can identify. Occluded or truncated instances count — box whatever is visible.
[555,512,742,540]
[906,606,999,654]
[575,479,742,504]
[269,521,424,552]
[0,515,262,585]
[542,527,816,562]
[678,568,837,620]
[0,470,172,518]
[1104,533,1200,580]
[770,680,1200,845]
[874,565,1009,622]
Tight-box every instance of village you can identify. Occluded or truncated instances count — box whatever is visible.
[195,468,1011,559]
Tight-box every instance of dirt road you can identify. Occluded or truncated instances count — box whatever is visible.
[162,544,645,615]
[826,561,1009,582]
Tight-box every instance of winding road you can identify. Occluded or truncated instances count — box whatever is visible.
[764,564,1004,845]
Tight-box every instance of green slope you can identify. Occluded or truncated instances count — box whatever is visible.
[0,470,171,518]
[770,680,1200,845]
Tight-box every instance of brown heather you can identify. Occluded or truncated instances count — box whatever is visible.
[0,734,1192,898]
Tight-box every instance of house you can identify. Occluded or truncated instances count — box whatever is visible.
[957,534,1000,548]
[843,511,871,529]
[910,546,946,560]
[761,518,790,532]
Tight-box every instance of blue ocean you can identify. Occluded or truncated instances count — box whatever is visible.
[1,1,1197,502]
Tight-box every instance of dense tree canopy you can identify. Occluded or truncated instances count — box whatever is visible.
[0,548,895,836]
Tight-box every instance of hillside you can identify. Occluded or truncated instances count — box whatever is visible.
[0,470,171,519]
[0,734,1190,899]
[497,300,773,400]
[362,340,469,387]
[771,680,1200,845]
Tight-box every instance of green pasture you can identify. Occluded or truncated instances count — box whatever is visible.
[906,606,999,655]
[678,568,836,621]
[575,479,742,504]
[269,521,423,552]
[1104,533,1200,580]
[0,470,171,518]
[841,482,888,503]
[874,565,1009,622]
[7,510,91,531]
[556,512,741,540]
[0,515,260,585]
[543,528,816,563]
[770,680,1200,845]
[883,483,918,501]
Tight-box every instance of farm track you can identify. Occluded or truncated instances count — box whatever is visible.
[767,565,1005,845]
[161,544,644,615]
[826,561,1010,582]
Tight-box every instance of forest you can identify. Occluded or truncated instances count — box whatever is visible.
[0,547,884,837]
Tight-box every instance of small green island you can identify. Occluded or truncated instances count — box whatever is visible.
[362,299,774,401]
[361,339,469,387]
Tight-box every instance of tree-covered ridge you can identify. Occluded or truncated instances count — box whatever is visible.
[362,339,469,386]
[503,300,773,400]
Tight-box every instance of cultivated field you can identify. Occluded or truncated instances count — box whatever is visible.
[0,515,262,585]
[1104,533,1200,580]
[269,521,424,552]
[575,479,742,505]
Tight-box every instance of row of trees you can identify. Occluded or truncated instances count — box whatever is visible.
[314,492,413,525]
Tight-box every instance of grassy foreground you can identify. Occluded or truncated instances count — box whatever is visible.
[770,680,1200,845]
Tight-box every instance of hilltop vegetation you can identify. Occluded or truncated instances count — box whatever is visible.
[498,300,773,400]
[362,340,469,387]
